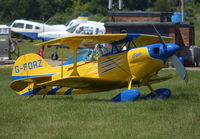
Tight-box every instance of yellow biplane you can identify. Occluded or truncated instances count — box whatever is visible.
[10,33,188,102]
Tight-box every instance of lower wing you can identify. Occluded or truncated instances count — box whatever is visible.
[37,76,125,90]
[148,74,174,84]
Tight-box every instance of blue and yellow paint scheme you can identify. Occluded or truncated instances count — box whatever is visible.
[10,34,182,96]
[77,14,89,20]
[12,30,43,40]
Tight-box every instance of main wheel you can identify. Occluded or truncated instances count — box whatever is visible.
[51,52,59,60]
[143,88,171,100]
[110,89,140,102]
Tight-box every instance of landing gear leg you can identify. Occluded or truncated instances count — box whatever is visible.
[146,82,156,94]
[28,94,35,99]
[143,82,171,100]
[110,77,140,102]
[42,95,46,99]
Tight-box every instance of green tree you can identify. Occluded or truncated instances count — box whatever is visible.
[87,0,107,15]
[47,0,89,24]
[124,0,153,11]
[152,0,176,12]
[185,0,200,21]
[70,0,89,17]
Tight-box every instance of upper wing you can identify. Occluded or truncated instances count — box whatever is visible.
[134,34,172,47]
[35,34,172,48]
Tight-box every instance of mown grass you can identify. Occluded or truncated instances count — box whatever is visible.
[0,67,200,139]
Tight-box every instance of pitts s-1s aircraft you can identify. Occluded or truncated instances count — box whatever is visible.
[10,33,188,102]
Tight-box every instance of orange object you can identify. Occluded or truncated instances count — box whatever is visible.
[37,48,44,58]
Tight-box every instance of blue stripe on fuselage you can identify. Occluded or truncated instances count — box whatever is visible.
[12,74,55,81]
[17,32,39,40]
[99,57,118,65]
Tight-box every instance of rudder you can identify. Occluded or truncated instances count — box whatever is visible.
[10,53,54,94]
[12,53,51,81]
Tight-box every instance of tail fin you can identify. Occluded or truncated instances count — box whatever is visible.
[10,53,54,94]
[11,53,51,81]
[77,14,89,20]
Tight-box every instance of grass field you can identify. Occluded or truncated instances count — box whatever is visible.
[0,67,200,138]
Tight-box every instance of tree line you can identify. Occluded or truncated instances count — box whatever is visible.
[0,0,200,24]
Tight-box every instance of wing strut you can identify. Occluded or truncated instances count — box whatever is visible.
[61,46,64,78]
[60,39,80,76]
[70,46,79,76]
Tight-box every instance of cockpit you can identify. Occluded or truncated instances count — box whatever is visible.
[80,41,136,62]
[66,24,105,35]
[7,21,41,30]
[86,44,112,61]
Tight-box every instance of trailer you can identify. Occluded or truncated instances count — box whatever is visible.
[0,25,19,64]
[190,46,200,67]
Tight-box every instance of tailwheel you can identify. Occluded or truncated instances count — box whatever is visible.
[43,95,46,99]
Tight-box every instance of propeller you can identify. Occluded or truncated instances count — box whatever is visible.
[153,25,188,83]
[170,55,188,83]
[152,25,166,47]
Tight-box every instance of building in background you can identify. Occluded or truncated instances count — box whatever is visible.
[105,11,196,66]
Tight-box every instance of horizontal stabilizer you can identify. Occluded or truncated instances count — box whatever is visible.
[10,76,51,92]
[10,53,55,93]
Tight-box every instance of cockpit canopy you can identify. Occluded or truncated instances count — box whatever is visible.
[66,23,105,35]
[7,20,41,30]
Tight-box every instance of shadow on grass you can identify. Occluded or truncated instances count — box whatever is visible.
[22,92,199,103]
[28,95,110,102]
[171,92,199,101]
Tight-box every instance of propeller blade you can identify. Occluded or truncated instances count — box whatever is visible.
[152,25,166,47]
[170,55,188,83]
